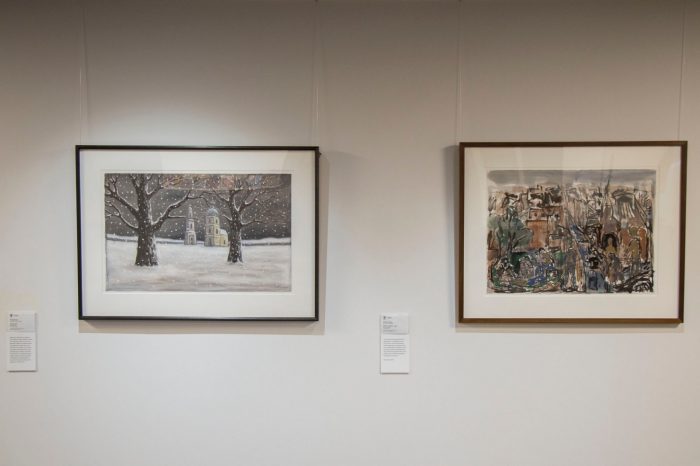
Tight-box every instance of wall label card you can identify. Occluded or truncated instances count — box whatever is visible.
[7,311,37,372]
[380,313,409,374]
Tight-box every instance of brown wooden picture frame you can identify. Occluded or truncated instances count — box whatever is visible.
[458,141,686,324]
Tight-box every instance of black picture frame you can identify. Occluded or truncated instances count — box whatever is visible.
[76,145,319,321]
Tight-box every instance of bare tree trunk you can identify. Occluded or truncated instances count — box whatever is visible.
[107,173,196,267]
[134,178,158,266]
[135,228,158,266]
[227,226,243,263]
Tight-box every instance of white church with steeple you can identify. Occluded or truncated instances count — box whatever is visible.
[205,207,228,247]
[184,206,197,245]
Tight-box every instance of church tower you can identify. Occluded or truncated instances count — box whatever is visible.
[184,206,197,245]
[205,207,220,247]
[205,206,228,247]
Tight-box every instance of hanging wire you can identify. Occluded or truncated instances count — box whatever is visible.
[310,0,321,146]
[455,0,463,144]
[78,0,90,145]
[676,0,687,140]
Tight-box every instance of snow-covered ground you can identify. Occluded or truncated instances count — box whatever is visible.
[107,234,290,246]
[106,238,291,292]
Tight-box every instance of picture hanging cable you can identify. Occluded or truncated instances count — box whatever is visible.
[310,0,321,146]
[676,0,687,140]
[454,0,464,145]
[78,1,90,145]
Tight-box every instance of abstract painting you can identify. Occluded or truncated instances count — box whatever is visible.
[487,169,654,294]
[459,142,686,323]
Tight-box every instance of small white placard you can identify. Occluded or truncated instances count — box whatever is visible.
[380,313,409,374]
[7,311,37,372]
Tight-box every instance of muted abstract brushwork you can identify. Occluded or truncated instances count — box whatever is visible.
[487,170,655,294]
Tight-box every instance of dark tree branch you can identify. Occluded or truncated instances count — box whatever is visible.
[104,176,139,217]
[240,188,280,213]
[212,190,231,205]
[243,191,260,207]
[105,201,139,231]
[128,174,142,189]
[231,187,247,212]
[145,174,162,198]
[152,191,197,230]
[241,217,264,226]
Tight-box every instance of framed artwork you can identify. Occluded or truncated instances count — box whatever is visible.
[459,141,686,324]
[76,145,319,321]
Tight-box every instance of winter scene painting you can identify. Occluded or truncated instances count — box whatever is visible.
[104,173,291,292]
[487,170,655,294]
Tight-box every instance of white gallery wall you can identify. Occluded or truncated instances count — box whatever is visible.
[1,0,699,464]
